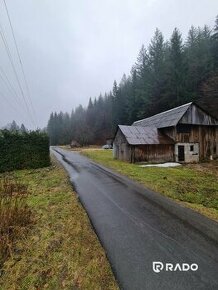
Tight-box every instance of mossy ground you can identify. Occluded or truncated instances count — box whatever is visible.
[0,156,118,290]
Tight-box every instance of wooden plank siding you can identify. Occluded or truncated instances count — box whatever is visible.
[113,129,174,163]
[161,125,218,159]
[133,144,174,163]
[113,129,131,162]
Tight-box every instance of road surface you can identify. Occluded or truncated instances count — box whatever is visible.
[51,147,218,290]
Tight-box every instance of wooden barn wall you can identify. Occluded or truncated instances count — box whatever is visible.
[175,126,217,159]
[113,129,131,162]
[114,130,174,163]
[133,144,174,163]
[114,125,218,162]
[161,125,218,159]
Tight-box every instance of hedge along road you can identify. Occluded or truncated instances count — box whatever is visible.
[51,147,218,290]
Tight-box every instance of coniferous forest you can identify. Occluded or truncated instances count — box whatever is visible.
[47,16,218,145]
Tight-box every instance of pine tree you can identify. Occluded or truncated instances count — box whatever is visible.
[147,28,167,114]
[10,120,19,132]
[166,28,185,106]
[20,123,27,133]
[133,45,151,119]
[211,15,218,71]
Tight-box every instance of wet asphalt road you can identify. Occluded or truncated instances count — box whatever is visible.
[51,147,218,290]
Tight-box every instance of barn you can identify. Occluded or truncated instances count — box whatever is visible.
[113,102,218,163]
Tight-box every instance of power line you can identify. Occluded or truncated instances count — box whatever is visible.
[0,68,21,107]
[0,22,35,126]
[0,88,24,119]
[2,0,38,127]
[0,65,21,103]
[0,65,27,112]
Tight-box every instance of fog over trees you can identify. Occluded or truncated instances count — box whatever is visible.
[47,16,218,145]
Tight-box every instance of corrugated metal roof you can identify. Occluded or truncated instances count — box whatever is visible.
[118,125,174,145]
[133,102,192,128]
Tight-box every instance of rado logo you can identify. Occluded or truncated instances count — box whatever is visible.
[152,262,198,273]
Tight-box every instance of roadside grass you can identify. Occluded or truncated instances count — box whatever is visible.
[81,149,218,222]
[59,145,101,152]
[0,157,118,290]
[0,175,32,269]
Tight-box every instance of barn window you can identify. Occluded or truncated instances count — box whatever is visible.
[190,145,194,152]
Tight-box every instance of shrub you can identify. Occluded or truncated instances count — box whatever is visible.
[0,130,50,172]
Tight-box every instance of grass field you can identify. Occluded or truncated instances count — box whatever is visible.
[81,149,218,221]
[0,157,118,290]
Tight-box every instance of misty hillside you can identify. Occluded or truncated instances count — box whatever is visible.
[47,16,218,145]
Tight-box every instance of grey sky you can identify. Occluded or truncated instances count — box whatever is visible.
[0,0,217,129]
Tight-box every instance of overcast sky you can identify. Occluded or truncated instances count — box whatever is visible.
[0,0,217,129]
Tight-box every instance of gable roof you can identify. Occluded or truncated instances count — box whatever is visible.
[118,125,174,145]
[133,102,192,128]
[133,102,218,128]
[179,103,218,125]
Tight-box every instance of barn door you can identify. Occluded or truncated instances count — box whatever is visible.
[178,145,185,162]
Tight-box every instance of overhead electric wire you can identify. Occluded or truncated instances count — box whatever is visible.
[0,88,24,118]
[2,0,38,127]
[0,66,31,119]
[0,66,29,120]
[0,22,35,126]
[0,64,23,108]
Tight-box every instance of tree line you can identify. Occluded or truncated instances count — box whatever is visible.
[2,121,28,133]
[47,16,218,146]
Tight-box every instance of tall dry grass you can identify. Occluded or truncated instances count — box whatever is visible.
[0,175,32,268]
